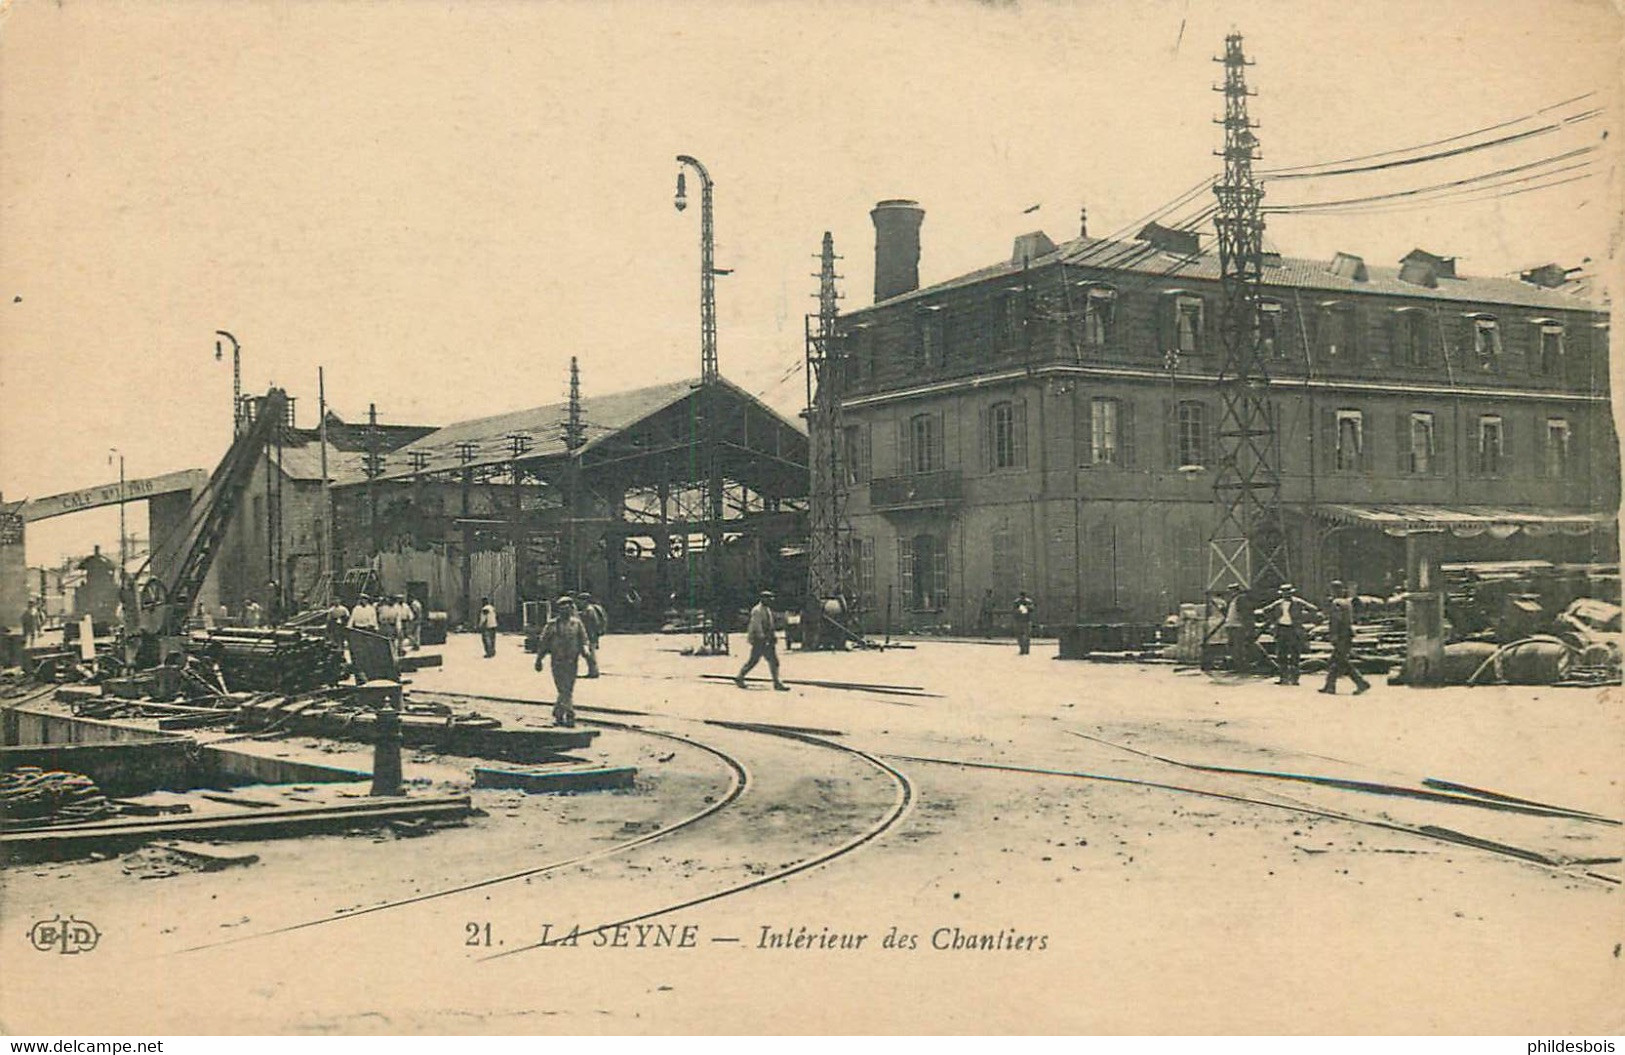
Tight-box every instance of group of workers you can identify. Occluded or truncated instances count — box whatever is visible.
[1222,579,1371,694]
[324,593,424,657]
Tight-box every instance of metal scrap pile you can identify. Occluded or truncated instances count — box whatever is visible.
[186,627,347,694]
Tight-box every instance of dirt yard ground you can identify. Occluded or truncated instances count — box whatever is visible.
[2,630,1620,1035]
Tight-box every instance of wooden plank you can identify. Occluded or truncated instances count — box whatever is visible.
[155,840,261,870]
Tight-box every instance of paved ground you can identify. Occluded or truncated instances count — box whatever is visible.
[2,630,1620,1034]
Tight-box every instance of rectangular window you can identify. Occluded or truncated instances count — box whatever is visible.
[1259,302,1282,359]
[1473,318,1501,370]
[915,310,943,368]
[841,425,870,485]
[1335,410,1364,472]
[994,293,1022,354]
[1408,412,1435,474]
[1175,296,1204,355]
[909,413,937,474]
[1319,303,1357,359]
[848,536,876,610]
[1083,287,1116,347]
[1091,397,1119,466]
[1398,310,1429,366]
[1545,418,1572,478]
[1538,323,1564,376]
[991,402,1016,469]
[902,534,949,611]
[1177,400,1206,468]
[1477,415,1504,475]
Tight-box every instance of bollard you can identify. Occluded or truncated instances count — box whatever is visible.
[371,705,403,797]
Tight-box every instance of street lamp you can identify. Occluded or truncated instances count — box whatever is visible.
[673,154,727,654]
[215,330,241,435]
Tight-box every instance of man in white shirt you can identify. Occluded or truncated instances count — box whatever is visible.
[349,595,379,631]
[735,590,789,691]
[479,597,499,658]
[1256,583,1321,686]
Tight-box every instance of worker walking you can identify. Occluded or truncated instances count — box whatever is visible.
[577,592,605,677]
[1223,583,1254,674]
[378,595,402,656]
[407,596,424,651]
[535,595,592,727]
[478,597,499,658]
[735,589,790,691]
[1012,591,1036,655]
[20,601,39,648]
[1320,580,1371,695]
[325,598,350,647]
[1256,583,1320,686]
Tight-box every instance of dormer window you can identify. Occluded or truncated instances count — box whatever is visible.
[993,290,1024,355]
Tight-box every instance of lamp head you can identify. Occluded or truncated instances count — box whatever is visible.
[674,171,687,212]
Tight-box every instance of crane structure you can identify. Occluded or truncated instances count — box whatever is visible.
[1206,33,1290,613]
[804,231,855,648]
[126,387,291,661]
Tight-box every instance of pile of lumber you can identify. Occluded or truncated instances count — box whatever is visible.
[188,628,346,694]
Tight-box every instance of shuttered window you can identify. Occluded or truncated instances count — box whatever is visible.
[1397,412,1435,475]
[900,534,950,612]
[898,412,944,475]
[1545,418,1572,479]
[1476,415,1505,475]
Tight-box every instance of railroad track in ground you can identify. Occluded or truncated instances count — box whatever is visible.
[173,712,915,957]
[879,734,1621,888]
[481,719,914,961]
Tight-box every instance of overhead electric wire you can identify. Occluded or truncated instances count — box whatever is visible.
[1264,146,1598,213]
[1261,92,1601,179]
[1275,170,1597,219]
[1271,159,1595,215]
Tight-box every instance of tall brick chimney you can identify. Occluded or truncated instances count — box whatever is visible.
[871,199,925,303]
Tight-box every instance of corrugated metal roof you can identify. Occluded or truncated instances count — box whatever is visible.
[852,234,1605,315]
[272,446,371,483]
[322,376,805,486]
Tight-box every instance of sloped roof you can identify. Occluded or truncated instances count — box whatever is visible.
[851,233,1605,316]
[326,375,805,486]
[271,445,372,483]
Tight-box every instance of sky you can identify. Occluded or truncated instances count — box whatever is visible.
[2,0,1619,565]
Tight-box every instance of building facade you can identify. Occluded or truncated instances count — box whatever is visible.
[831,205,1617,631]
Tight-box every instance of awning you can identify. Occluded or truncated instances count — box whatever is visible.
[1316,504,1616,539]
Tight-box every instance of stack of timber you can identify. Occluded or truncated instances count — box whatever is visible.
[188,628,347,694]
[1,767,113,826]
[233,694,597,761]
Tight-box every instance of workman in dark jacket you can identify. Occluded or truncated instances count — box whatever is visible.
[536,595,593,726]
[1320,580,1371,695]
[1012,591,1036,655]
[577,591,606,677]
[1256,583,1320,685]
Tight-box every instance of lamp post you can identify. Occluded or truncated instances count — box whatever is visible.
[215,330,242,435]
[674,154,728,654]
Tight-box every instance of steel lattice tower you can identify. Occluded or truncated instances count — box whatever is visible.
[806,232,850,619]
[564,356,585,593]
[1207,33,1289,599]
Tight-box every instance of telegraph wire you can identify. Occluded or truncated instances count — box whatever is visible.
[1261,92,1600,178]
[1264,146,1598,213]
[1270,170,1597,219]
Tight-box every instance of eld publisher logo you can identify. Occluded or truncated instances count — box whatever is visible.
[28,916,101,955]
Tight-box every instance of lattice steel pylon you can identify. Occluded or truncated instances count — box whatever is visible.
[806,232,851,629]
[563,356,585,594]
[1207,32,1289,600]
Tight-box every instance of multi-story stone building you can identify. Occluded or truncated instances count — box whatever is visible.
[832,201,1617,631]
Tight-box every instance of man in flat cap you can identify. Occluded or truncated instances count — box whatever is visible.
[1256,583,1321,685]
[536,595,594,726]
[736,589,790,691]
[1320,580,1371,696]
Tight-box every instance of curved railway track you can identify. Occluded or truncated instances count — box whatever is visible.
[482,722,914,962]
[881,746,1621,886]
